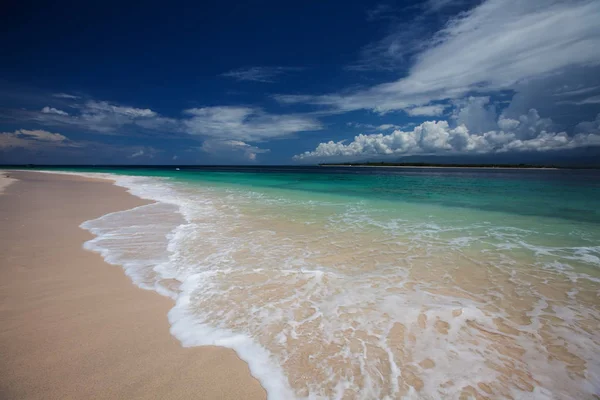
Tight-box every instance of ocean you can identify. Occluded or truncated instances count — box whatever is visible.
[35,166,600,399]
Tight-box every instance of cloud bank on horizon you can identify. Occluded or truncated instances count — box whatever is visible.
[295,106,600,161]
[1,0,599,164]
[289,0,600,161]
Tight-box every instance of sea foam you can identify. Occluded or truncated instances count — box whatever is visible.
[45,170,600,399]
[76,173,297,398]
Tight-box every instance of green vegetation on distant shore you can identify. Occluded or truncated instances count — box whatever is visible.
[319,162,561,169]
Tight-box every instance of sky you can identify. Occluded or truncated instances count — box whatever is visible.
[1,0,600,165]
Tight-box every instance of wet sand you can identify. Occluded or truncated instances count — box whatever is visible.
[0,171,266,400]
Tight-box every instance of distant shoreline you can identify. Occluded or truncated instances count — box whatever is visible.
[319,164,561,170]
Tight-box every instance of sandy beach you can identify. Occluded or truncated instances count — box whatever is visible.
[0,171,266,400]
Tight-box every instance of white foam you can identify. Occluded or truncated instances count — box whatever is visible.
[0,171,17,194]
[169,272,296,399]
[64,172,295,399]
[44,169,600,400]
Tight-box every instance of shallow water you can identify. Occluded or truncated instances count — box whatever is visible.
[42,167,600,399]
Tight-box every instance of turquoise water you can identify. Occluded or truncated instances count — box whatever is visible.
[37,166,600,262]
[28,166,600,399]
[32,166,600,222]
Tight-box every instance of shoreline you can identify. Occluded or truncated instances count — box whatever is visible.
[0,172,16,193]
[319,164,561,170]
[0,171,266,400]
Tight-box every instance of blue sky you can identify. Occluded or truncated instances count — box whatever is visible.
[1,0,600,165]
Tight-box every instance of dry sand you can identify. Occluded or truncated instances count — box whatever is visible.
[0,171,266,400]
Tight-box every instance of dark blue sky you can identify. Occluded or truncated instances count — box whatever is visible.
[1,0,600,164]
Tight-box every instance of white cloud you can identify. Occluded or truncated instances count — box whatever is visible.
[221,66,302,83]
[347,122,403,131]
[21,97,320,145]
[129,149,144,158]
[406,104,447,116]
[183,106,322,141]
[554,85,600,98]
[0,129,75,149]
[127,147,159,159]
[407,0,600,93]
[16,129,67,142]
[83,101,157,118]
[294,108,600,161]
[52,93,80,99]
[200,139,270,161]
[576,95,600,105]
[281,0,600,113]
[41,106,69,116]
[30,100,169,134]
[451,96,499,133]
[377,124,402,130]
[576,113,600,133]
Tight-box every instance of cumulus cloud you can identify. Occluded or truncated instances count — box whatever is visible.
[200,139,270,161]
[0,129,76,149]
[294,108,600,161]
[41,106,69,116]
[221,66,302,83]
[183,106,322,141]
[452,96,499,133]
[281,0,600,113]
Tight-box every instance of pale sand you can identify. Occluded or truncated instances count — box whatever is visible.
[0,171,266,400]
[0,172,16,193]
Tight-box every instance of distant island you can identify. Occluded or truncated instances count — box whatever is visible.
[319,162,562,169]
